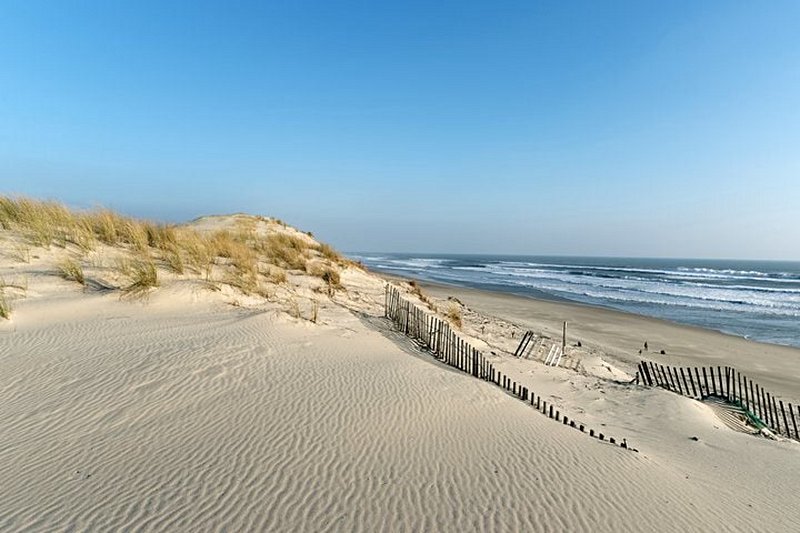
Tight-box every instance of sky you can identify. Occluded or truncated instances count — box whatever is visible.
[1,1,799,259]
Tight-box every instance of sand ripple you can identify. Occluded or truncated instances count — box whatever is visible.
[1,301,798,531]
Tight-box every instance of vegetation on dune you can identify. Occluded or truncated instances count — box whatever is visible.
[318,243,342,263]
[0,196,347,308]
[58,258,86,285]
[408,280,437,312]
[163,244,185,274]
[0,277,25,320]
[262,264,288,285]
[122,258,159,297]
[0,286,9,319]
[260,233,310,270]
[446,302,463,329]
[320,267,341,295]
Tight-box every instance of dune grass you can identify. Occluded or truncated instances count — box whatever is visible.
[163,244,185,274]
[122,259,159,297]
[262,264,288,284]
[11,242,31,263]
[0,284,9,320]
[317,243,341,263]
[320,267,340,294]
[0,294,9,319]
[0,276,25,319]
[260,233,309,270]
[58,258,86,285]
[446,303,463,328]
[408,280,437,312]
[1,196,346,306]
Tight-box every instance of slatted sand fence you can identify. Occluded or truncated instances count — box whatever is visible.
[637,360,800,442]
[385,284,632,450]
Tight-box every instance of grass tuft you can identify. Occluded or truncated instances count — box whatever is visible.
[260,233,309,270]
[409,280,437,311]
[262,264,287,284]
[0,282,9,320]
[145,223,178,250]
[58,258,86,285]
[306,262,341,295]
[163,245,185,274]
[446,303,462,328]
[0,293,9,320]
[123,259,159,297]
[317,243,341,263]
[321,267,340,291]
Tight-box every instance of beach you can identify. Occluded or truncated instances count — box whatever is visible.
[414,279,800,404]
[1,207,799,531]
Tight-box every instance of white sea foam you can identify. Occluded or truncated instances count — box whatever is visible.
[356,255,800,343]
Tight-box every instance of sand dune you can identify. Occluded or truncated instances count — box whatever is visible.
[1,288,799,531]
[1,207,799,531]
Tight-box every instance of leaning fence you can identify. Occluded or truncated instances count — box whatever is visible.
[638,360,799,441]
[385,284,632,450]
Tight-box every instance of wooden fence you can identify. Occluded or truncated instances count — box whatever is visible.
[638,360,799,441]
[385,284,632,450]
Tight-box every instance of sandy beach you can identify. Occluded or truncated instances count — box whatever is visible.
[1,204,799,531]
[414,279,800,403]
[5,2,800,530]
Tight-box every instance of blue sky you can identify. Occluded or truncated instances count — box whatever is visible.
[1,1,798,259]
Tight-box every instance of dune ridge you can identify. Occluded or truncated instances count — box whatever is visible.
[1,199,799,531]
[5,295,799,531]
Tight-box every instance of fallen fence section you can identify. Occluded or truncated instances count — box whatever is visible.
[544,345,563,367]
[385,284,633,451]
[514,331,535,357]
[515,330,563,366]
[638,360,799,442]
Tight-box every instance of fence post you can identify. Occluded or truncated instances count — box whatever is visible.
[679,368,690,396]
[709,366,718,396]
[671,367,683,394]
[687,368,698,397]
[737,372,742,406]
[743,376,750,412]
[725,367,730,401]
[662,365,672,390]
[770,395,780,434]
[779,400,789,438]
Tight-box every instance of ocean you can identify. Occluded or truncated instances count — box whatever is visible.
[351,254,800,349]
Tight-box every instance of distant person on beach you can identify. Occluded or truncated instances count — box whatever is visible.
[644,341,648,351]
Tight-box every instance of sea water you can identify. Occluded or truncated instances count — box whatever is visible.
[351,254,800,348]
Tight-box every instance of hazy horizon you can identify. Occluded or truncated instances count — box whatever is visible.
[347,251,800,264]
[2,1,799,261]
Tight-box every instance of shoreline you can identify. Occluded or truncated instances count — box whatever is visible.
[357,254,800,349]
[373,267,799,349]
[377,271,800,403]
[2,210,799,531]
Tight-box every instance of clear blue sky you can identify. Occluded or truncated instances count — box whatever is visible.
[2,1,799,259]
